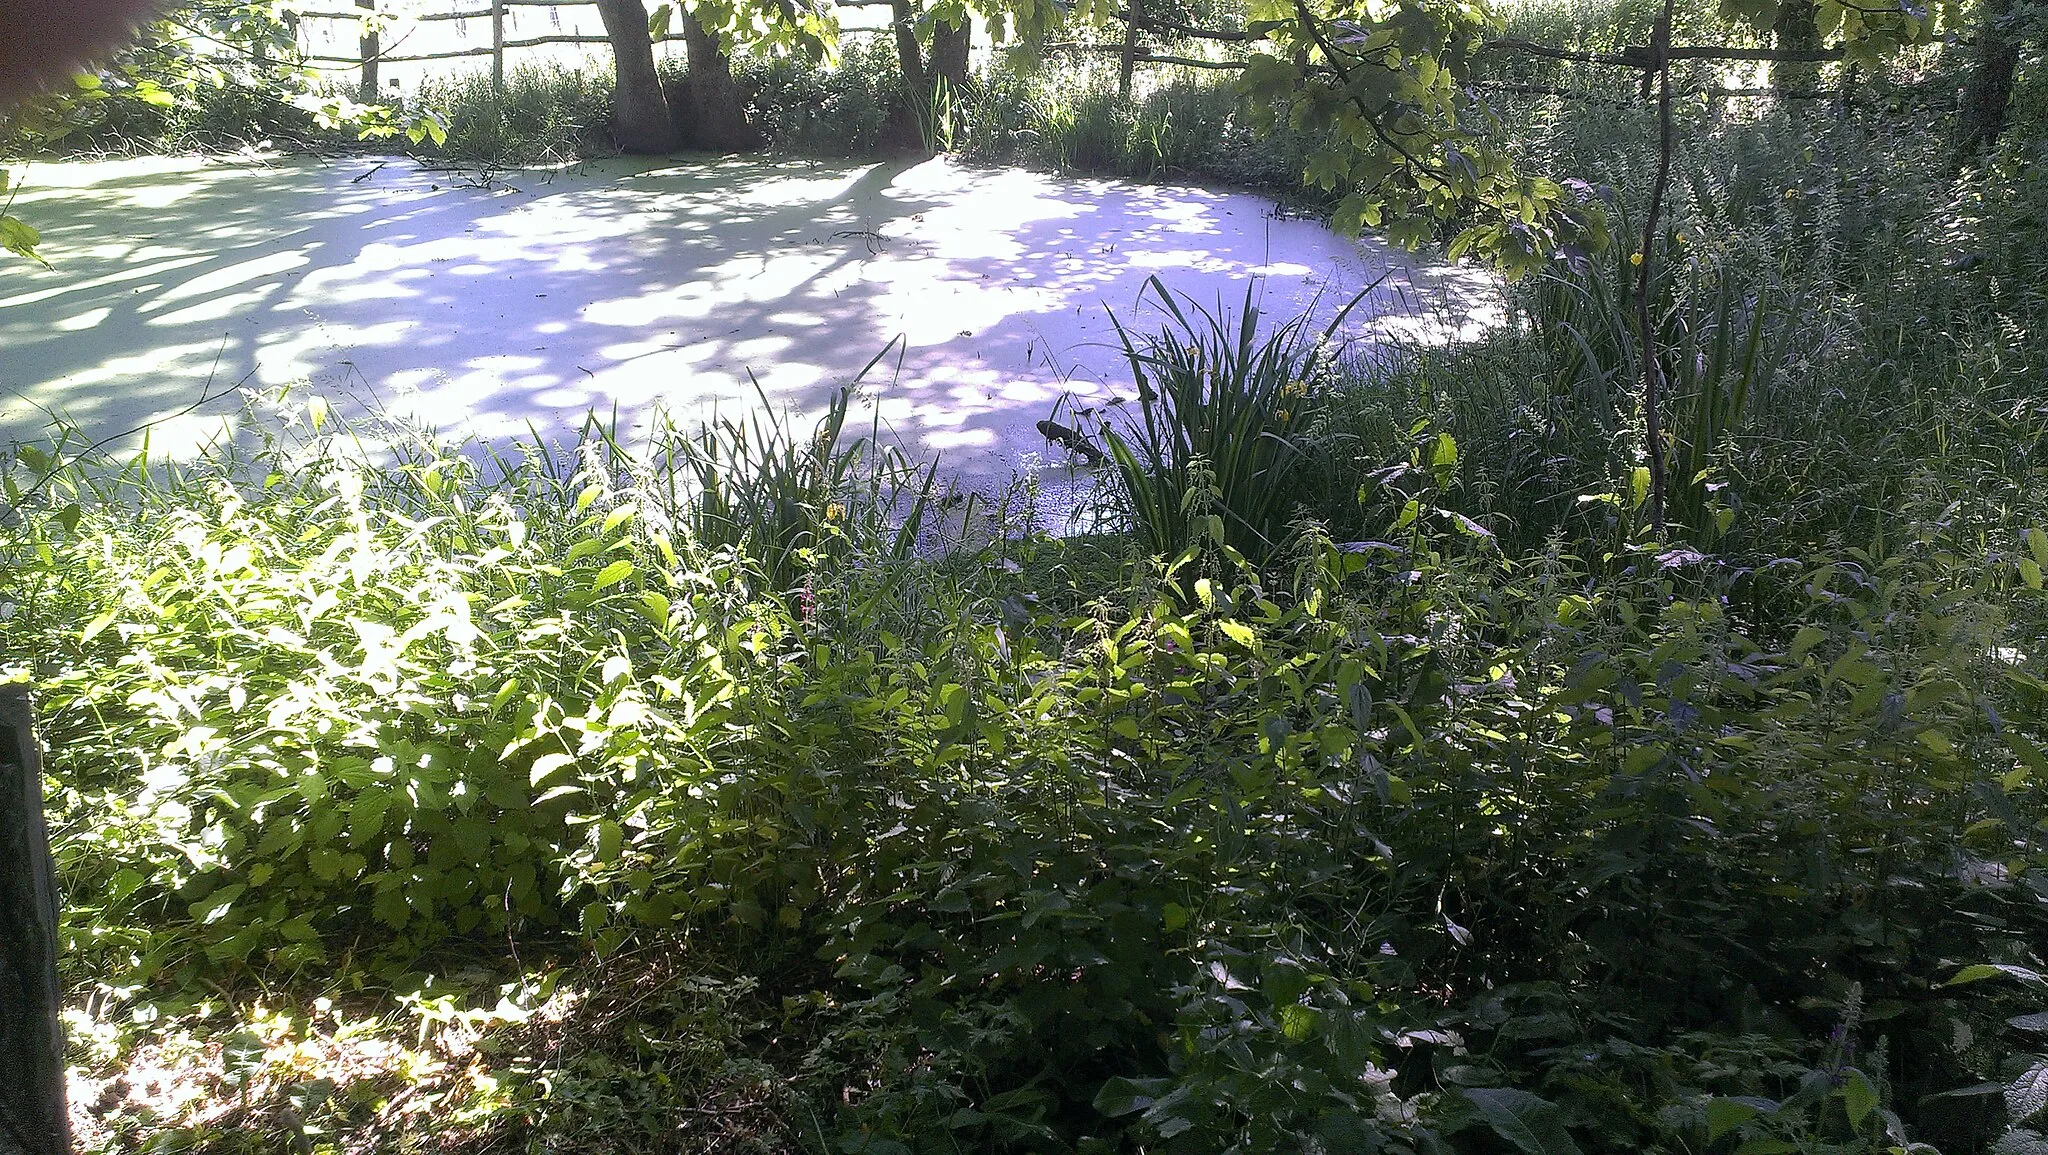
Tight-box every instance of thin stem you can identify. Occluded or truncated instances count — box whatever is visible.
[1634,0,1676,537]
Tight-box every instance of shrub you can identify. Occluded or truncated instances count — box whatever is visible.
[733,36,909,157]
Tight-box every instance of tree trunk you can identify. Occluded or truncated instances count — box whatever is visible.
[891,0,930,104]
[355,0,379,104]
[592,0,679,153]
[679,10,759,151]
[931,14,970,91]
[1771,0,1822,92]
[1956,0,2020,159]
[1119,0,1142,100]
[0,686,68,1155]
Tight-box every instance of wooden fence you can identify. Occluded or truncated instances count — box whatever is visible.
[294,0,1847,123]
[297,0,903,100]
[298,0,648,99]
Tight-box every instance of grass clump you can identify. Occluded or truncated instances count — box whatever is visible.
[412,63,616,165]
[1100,275,1364,563]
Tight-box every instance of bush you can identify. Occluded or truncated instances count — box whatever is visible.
[733,36,911,157]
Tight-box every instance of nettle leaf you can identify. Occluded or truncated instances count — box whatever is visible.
[2011,1061,2048,1124]
[1093,1076,1170,1117]
[1706,1097,1771,1140]
[1280,1003,1320,1042]
[530,752,576,788]
[592,558,636,591]
[1947,964,2048,988]
[190,884,246,925]
[350,787,391,847]
[1462,1087,1584,1155]
[1995,1129,2048,1155]
[1841,1069,1880,1129]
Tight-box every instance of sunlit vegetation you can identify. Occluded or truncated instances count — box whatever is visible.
[3,0,2046,1148]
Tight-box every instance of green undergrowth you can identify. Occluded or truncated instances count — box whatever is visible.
[5,2,2047,1150]
[412,64,616,167]
[4,364,2047,1153]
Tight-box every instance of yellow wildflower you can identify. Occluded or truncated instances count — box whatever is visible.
[1629,251,1644,267]
[824,502,846,523]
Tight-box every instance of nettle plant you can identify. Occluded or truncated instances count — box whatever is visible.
[1232,0,1947,531]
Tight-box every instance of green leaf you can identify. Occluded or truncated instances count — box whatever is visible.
[594,819,622,863]
[1789,625,1826,659]
[592,558,635,591]
[350,788,390,846]
[189,884,246,925]
[1462,1087,1584,1155]
[1094,1076,1169,1117]
[530,752,576,788]
[2010,1061,2048,1124]
[133,80,175,108]
[1917,729,1956,756]
[1946,964,2048,988]
[80,610,118,644]
[372,887,410,929]
[1218,620,1258,649]
[1706,1097,1762,1140]
[640,590,672,628]
[1994,1129,2048,1155]
[1430,431,1459,470]
[1841,1069,1879,1129]
[1280,1003,1319,1042]
[1,213,46,264]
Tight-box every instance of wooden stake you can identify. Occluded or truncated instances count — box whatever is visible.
[0,684,67,1155]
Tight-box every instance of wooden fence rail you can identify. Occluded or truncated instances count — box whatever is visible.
[294,0,1852,116]
[296,0,900,94]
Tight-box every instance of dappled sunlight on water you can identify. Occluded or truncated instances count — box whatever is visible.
[1,152,1502,483]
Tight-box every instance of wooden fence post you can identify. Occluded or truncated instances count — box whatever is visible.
[0,684,68,1155]
[357,0,380,101]
[492,0,506,92]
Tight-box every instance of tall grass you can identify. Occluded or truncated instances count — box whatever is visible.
[412,63,615,165]
[656,376,939,594]
[1102,275,1369,561]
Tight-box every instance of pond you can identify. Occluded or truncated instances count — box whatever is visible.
[0,152,1500,489]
